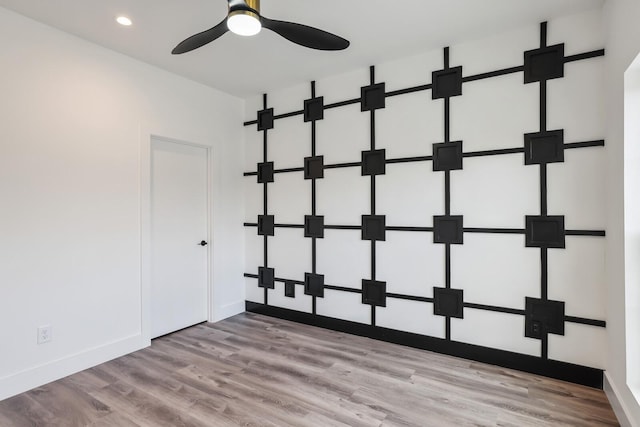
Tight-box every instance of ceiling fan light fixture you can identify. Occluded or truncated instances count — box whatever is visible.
[227,11,261,36]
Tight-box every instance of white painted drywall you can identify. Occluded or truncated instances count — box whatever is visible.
[603,0,640,423]
[0,7,245,400]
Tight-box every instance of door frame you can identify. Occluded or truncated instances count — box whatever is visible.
[140,133,213,345]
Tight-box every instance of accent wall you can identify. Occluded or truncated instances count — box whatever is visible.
[243,9,606,387]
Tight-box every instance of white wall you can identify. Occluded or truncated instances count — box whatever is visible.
[0,7,245,400]
[244,9,608,371]
[603,0,640,424]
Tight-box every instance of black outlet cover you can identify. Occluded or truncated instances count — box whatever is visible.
[524,44,565,83]
[433,215,464,245]
[433,287,464,318]
[361,83,386,111]
[257,108,274,131]
[361,149,386,176]
[524,130,565,165]
[432,66,463,99]
[525,216,565,248]
[362,215,386,241]
[362,280,387,307]
[257,215,275,236]
[525,297,565,338]
[304,215,324,239]
[433,141,463,171]
[284,281,296,298]
[304,156,324,180]
[304,273,324,297]
[258,267,275,289]
[304,96,324,122]
[257,162,275,184]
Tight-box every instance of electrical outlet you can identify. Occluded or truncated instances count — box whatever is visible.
[37,325,52,344]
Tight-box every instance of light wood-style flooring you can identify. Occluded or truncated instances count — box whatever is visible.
[0,313,619,426]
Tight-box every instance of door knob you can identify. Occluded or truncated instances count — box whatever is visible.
[199,240,208,246]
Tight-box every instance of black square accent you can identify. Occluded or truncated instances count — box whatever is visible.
[525,297,565,338]
[304,215,324,239]
[361,149,386,176]
[304,156,324,180]
[433,141,463,171]
[362,215,386,241]
[433,215,463,245]
[362,280,387,307]
[432,66,463,99]
[304,97,324,122]
[258,267,275,289]
[257,215,275,236]
[524,130,564,165]
[524,44,565,83]
[284,281,296,298]
[361,83,386,111]
[304,273,324,297]
[433,287,464,318]
[257,162,274,183]
[257,108,274,131]
[525,216,565,248]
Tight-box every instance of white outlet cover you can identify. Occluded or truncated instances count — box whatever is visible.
[37,325,51,344]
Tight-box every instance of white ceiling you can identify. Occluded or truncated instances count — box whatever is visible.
[0,0,604,99]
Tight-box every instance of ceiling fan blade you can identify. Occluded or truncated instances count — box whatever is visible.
[172,19,229,54]
[261,17,349,51]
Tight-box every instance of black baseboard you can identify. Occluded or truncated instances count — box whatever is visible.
[245,301,603,389]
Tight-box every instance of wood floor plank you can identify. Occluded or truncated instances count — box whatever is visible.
[0,312,619,426]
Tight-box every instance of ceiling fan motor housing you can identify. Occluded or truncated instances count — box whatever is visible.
[229,0,261,20]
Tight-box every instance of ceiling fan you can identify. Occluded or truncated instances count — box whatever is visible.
[172,0,350,54]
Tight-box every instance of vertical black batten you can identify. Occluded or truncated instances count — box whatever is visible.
[262,93,269,305]
[370,66,377,326]
[539,22,550,359]
[310,82,318,315]
[540,164,548,215]
[443,47,453,340]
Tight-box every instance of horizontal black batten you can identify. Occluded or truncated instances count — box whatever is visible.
[564,49,605,63]
[246,302,604,389]
[387,156,433,164]
[275,167,305,174]
[242,140,606,177]
[464,302,525,316]
[243,223,605,237]
[324,225,362,230]
[324,161,362,169]
[325,98,361,110]
[385,84,433,98]
[387,226,434,232]
[565,316,607,328]
[462,65,525,83]
[464,228,524,234]
[274,110,304,120]
[566,230,606,237]
[246,272,605,328]
[325,285,361,293]
[387,293,434,303]
[463,147,524,158]
[242,48,604,128]
[565,140,605,149]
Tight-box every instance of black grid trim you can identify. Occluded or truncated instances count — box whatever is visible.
[242,22,608,378]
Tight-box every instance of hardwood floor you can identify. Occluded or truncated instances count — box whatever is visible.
[0,313,619,426]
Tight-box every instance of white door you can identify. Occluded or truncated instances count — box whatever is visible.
[150,137,209,338]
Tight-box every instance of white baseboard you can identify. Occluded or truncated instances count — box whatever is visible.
[0,334,146,402]
[604,371,638,427]
[211,300,245,322]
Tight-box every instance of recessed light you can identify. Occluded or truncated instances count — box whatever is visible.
[116,16,132,26]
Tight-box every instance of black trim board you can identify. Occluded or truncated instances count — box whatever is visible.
[246,302,604,389]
